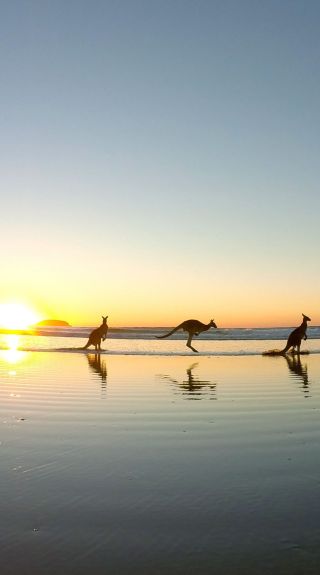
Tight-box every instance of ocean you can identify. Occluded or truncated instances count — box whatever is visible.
[1,325,320,356]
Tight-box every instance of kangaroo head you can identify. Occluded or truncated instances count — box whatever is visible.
[102,315,108,324]
[302,313,311,322]
[210,319,217,328]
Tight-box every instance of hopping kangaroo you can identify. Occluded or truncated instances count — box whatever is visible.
[156,319,217,353]
[281,314,311,355]
[83,316,108,351]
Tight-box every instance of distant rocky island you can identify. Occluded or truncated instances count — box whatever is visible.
[35,319,71,327]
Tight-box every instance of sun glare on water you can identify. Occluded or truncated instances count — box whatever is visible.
[0,303,40,330]
[2,334,27,364]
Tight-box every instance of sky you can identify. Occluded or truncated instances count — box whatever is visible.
[0,0,319,327]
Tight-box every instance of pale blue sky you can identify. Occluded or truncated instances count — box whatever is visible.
[1,0,319,326]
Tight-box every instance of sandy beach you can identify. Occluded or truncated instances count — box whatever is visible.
[1,351,320,574]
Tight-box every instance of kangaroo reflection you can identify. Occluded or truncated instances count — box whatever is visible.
[284,354,309,397]
[158,362,217,400]
[87,353,107,396]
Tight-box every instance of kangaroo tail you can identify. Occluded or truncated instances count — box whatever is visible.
[280,343,291,354]
[263,348,287,356]
[82,341,90,349]
[156,324,182,339]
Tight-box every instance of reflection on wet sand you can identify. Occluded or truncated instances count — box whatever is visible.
[87,353,107,395]
[284,354,309,396]
[263,352,310,397]
[158,362,217,399]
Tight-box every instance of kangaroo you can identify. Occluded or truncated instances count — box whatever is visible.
[280,314,311,355]
[83,316,108,351]
[156,319,217,353]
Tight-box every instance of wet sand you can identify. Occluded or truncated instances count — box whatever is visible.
[1,352,320,574]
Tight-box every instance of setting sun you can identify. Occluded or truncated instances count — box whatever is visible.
[0,303,40,330]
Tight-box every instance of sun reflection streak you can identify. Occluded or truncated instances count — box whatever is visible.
[2,335,27,364]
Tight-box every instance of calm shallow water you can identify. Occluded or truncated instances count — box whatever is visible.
[1,351,320,574]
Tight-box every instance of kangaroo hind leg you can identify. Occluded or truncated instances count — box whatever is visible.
[186,332,198,353]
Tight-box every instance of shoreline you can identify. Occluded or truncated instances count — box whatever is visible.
[0,347,319,357]
[1,333,319,357]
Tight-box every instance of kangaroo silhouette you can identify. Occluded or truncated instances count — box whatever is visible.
[280,314,311,354]
[83,316,108,351]
[156,319,217,353]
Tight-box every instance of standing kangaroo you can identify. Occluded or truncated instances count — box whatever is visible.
[280,314,311,354]
[83,316,108,351]
[156,319,217,353]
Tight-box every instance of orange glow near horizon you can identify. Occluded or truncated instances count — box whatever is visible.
[50,305,318,329]
[0,298,317,331]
